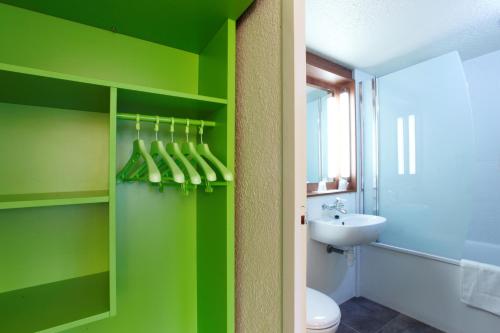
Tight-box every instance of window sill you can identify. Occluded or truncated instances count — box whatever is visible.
[307,189,356,197]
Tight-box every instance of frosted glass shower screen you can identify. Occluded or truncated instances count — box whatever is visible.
[461,50,500,267]
[368,52,475,259]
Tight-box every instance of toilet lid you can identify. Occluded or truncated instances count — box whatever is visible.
[307,288,341,330]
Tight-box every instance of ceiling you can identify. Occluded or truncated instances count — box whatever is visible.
[0,0,254,53]
[306,0,500,76]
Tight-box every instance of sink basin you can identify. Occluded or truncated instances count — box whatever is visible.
[309,214,386,247]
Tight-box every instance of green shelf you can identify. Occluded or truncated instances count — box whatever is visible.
[0,190,109,210]
[117,86,227,116]
[0,68,110,113]
[0,272,110,333]
[0,62,227,115]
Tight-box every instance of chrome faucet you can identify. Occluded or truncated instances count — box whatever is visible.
[322,197,347,214]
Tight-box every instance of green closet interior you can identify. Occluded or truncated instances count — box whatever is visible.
[0,1,253,332]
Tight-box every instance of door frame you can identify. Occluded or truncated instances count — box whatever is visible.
[282,0,307,331]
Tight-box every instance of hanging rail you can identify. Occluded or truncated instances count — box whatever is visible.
[116,113,216,127]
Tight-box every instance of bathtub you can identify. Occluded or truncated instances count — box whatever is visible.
[359,243,500,333]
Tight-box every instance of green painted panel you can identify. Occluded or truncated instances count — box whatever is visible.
[196,105,235,333]
[198,22,229,99]
[0,204,109,294]
[0,103,109,195]
[197,189,229,333]
[0,3,199,94]
[108,88,118,316]
[0,0,254,53]
[0,273,109,333]
[225,20,237,333]
[197,20,236,333]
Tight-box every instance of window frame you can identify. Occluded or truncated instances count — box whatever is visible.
[306,52,357,196]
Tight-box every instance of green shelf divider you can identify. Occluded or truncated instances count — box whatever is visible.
[0,190,109,210]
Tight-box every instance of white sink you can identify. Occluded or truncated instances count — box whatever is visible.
[309,214,386,247]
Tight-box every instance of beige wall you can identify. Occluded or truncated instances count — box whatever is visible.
[235,0,283,332]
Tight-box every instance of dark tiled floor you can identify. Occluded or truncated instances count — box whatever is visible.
[338,297,444,333]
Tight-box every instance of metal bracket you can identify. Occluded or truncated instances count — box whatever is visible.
[326,245,345,255]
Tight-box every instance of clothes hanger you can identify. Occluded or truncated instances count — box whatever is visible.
[181,119,217,182]
[165,118,201,185]
[136,116,185,184]
[196,121,234,182]
[117,114,161,183]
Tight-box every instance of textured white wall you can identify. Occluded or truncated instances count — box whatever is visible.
[235,0,282,332]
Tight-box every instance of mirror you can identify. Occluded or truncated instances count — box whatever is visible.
[306,53,356,196]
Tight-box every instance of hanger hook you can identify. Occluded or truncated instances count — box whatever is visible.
[185,119,190,142]
[136,114,141,140]
[154,115,160,141]
[170,117,175,143]
[199,120,204,144]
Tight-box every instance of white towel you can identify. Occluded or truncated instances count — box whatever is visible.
[461,259,500,316]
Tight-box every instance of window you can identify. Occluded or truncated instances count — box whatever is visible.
[306,52,357,196]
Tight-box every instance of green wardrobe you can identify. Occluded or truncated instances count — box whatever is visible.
[0,1,252,332]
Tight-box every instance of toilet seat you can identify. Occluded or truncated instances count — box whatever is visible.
[307,288,341,331]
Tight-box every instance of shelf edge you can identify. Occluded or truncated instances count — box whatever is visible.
[0,195,109,210]
[36,312,110,333]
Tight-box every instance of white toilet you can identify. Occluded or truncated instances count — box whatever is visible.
[307,288,341,333]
